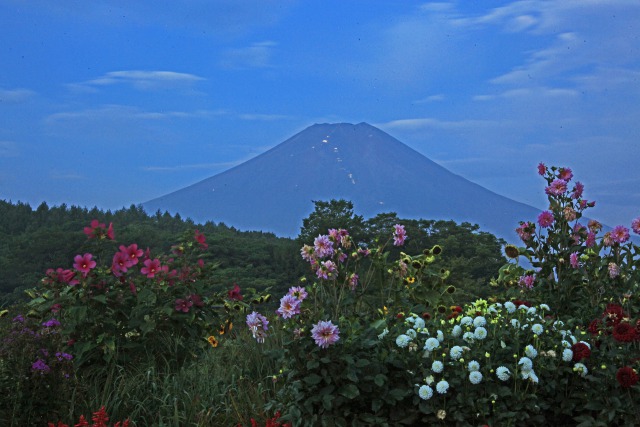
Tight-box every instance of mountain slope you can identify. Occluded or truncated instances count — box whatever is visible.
[143,122,542,241]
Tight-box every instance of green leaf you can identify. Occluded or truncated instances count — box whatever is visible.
[374,374,386,387]
[92,294,107,304]
[355,358,371,368]
[338,383,360,399]
[304,374,322,386]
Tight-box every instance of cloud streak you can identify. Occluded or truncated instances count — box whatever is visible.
[70,70,205,92]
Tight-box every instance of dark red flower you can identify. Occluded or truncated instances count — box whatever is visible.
[571,342,591,362]
[195,229,208,249]
[612,322,637,343]
[91,406,109,427]
[587,318,601,335]
[74,415,89,427]
[603,303,627,327]
[513,299,531,308]
[228,283,243,301]
[188,294,204,308]
[616,366,638,388]
[175,298,193,313]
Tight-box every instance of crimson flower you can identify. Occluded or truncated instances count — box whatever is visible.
[603,304,627,327]
[83,219,105,238]
[48,422,69,427]
[188,294,204,308]
[112,251,132,275]
[73,253,96,277]
[613,322,637,343]
[228,283,243,301]
[587,319,601,335]
[141,258,161,278]
[571,342,591,361]
[175,298,193,313]
[616,366,638,388]
[74,415,89,427]
[195,229,208,249]
[91,407,109,427]
[120,244,143,265]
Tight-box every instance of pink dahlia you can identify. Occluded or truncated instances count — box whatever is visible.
[631,217,640,235]
[313,235,334,258]
[537,211,554,228]
[311,320,340,349]
[570,252,580,269]
[545,179,568,196]
[276,294,301,319]
[288,286,308,301]
[537,162,546,176]
[393,224,407,246]
[571,181,584,199]
[611,225,630,244]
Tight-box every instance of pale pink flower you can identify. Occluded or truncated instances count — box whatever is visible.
[570,252,580,269]
[608,262,620,279]
[393,224,407,246]
[349,273,359,290]
[571,182,584,199]
[276,294,301,319]
[311,320,340,349]
[519,275,535,290]
[288,286,308,301]
[313,235,334,258]
[558,167,573,181]
[563,206,577,222]
[631,217,640,235]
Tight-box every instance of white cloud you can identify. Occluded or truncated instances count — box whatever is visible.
[70,70,205,91]
[0,88,36,103]
[238,113,294,121]
[378,117,505,132]
[219,41,277,69]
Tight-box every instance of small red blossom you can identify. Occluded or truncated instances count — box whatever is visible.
[74,415,89,427]
[537,162,546,176]
[48,421,69,427]
[571,342,591,361]
[587,319,601,335]
[188,294,204,308]
[106,223,114,240]
[616,366,638,388]
[91,406,109,427]
[603,304,627,327]
[228,283,243,301]
[195,229,208,249]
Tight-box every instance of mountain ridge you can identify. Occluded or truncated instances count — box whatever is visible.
[143,122,543,241]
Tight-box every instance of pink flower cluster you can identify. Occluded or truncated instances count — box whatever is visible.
[83,219,114,240]
[300,229,354,281]
[246,311,270,343]
[393,224,407,246]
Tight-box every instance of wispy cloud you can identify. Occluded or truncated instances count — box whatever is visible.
[219,41,277,69]
[69,70,205,92]
[414,94,445,103]
[238,113,294,121]
[0,87,36,104]
[378,117,505,131]
[44,105,223,125]
[142,160,241,172]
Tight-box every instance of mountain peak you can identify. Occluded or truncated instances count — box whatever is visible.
[143,123,541,240]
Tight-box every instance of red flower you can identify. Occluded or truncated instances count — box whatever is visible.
[612,322,637,343]
[74,415,89,427]
[106,223,114,240]
[141,258,162,278]
[91,406,109,427]
[188,294,205,308]
[112,251,132,275]
[603,303,627,327]
[73,253,96,277]
[83,219,105,238]
[228,283,243,301]
[616,366,638,388]
[48,421,69,427]
[513,299,531,308]
[571,342,591,362]
[587,319,601,335]
[195,229,208,249]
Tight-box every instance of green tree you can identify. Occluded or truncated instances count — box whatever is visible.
[297,199,366,244]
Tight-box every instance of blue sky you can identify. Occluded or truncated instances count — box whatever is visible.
[1,0,639,230]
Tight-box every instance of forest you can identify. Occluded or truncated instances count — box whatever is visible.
[0,198,506,308]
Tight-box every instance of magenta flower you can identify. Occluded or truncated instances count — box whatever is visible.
[112,251,131,275]
[632,217,640,235]
[188,294,204,308]
[311,320,340,349]
[83,219,105,238]
[313,235,334,258]
[288,286,308,301]
[276,294,301,319]
[42,318,61,328]
[558,167,573,181]
[174,298,193,313]
[73,253,96,277]
[349,273,359,290]
[141,258,162,278]
[31,359,50,373]
[537,211,554,228]
[570,252,580,269]
[545,179,568,196]
[120,244,144,265]
[611,225,630,244]
[516,221,535,243]
[227,283,243,301]
[393,224,407,246]
[537,162,547,176]
[106,223,114,240]
[571,182,584,199]
[586,232,596,248]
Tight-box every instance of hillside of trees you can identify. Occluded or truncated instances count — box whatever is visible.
[0,199,507,307]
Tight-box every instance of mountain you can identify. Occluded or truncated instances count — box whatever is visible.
[143,122,543,241]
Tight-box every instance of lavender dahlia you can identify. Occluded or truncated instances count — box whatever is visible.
[311,320,340,349]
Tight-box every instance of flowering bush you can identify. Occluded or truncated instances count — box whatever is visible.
[0,313,75,424]
[48,406,130,427]
[22,222,251,368]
